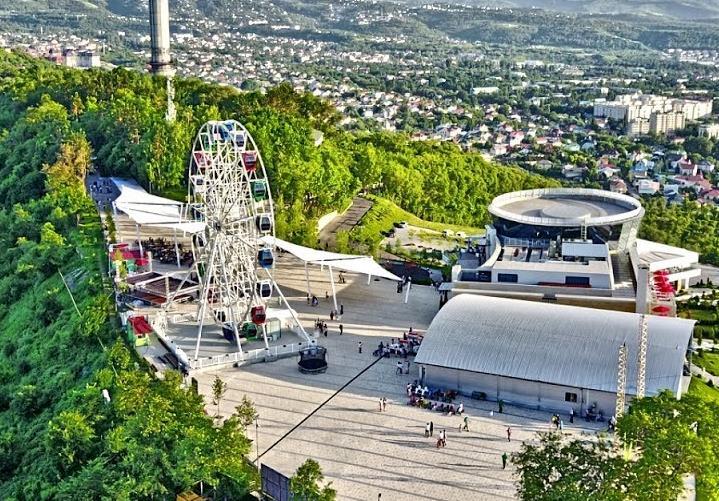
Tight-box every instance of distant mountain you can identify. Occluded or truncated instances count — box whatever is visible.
[401,0,719,21]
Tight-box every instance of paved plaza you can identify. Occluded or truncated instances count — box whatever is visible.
[196,259,605,500]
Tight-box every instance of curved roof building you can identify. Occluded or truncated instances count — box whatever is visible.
[415,295,693,414]
[488,188,644,228]
[448,188,700,313]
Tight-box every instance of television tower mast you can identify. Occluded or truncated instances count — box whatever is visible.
[149,0,176,121]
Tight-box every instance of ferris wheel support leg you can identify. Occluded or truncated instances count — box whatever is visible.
[261,323,270,350]
[328,265,339,315]
[194,245,218,360]
[173,227,181,268]
[263,269,312,343]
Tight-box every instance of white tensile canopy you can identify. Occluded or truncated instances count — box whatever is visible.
[111,178,205,234]
[110,179,405,308]
[260,236,401,282]
[260,236,405,313]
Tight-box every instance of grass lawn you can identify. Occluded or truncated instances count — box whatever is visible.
[156,185,188,202]
[693,351,719,377]
[348,196,484,256]
[687,378,719,500]
[362,196,484,236]
[682,309,717,323]
[688,377,719,404]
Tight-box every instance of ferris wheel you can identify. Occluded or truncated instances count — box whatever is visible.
[188,120,276,359]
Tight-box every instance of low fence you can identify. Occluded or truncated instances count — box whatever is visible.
[188,342,310,371]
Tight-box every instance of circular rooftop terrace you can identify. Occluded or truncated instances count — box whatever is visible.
[488,188,644,228]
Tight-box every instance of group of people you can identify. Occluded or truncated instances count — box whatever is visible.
[329,305,344,320]
[550,413,564,431]
[374,340,411,359]
[90,179,114,211]
[406,382,457,402]
[424,422,448,448]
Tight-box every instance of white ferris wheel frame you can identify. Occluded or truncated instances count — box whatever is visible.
[188,120,276,360]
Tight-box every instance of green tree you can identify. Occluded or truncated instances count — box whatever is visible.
[290,459,336,501]
[211,375,228,419]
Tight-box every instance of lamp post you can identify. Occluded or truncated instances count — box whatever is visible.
[255,415,260,466]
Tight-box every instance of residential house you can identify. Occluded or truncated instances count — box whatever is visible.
[491,143,508,156]
[677,159,697,176]
[698,160,716,175]
[637,179,660,195]
[609,177,628,194]
[536,159,554,171]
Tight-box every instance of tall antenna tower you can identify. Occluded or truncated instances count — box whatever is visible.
[636,315,649,399]
[149,0,176,121]
[615,343,628,418]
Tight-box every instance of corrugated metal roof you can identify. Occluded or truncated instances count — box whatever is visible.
[415,295,693,396]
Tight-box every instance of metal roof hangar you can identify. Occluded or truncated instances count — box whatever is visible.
[415,295,693,417]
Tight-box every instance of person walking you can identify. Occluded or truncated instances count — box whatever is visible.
[382,397,387,412]
[425,422,430,438]
[559,419,564,432]
[506,426,512,442]
[340,303,344,315]
[404,360,410,374]
[501,452,508,470]
[330,310,335,321]
[339,323,343,335]
[570,408,575,424]
[396,360,403,375]
[379,399,383,412]
[441,429,446,447]
[358,341,362,354]
[429,421,434,437]
[462,415,469,432]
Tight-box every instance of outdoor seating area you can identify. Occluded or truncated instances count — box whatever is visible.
[109,242,151,275]
[372,331,423,357]
[407,381,462,413]
[141,237,193,266]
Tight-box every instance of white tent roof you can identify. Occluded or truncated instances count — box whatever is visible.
[110,182,401,281]
[111,178,205,233]
[261,236,401,281]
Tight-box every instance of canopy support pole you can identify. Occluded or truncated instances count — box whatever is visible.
[404,279,412,304]
[328,265,339,314]
[174,227,181,268]
[135,224,143,255]
[367,274,371,285]
[261,323,270,350]
[304,262,312,296]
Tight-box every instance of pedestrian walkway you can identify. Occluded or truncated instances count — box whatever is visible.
[318,197,373,249]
